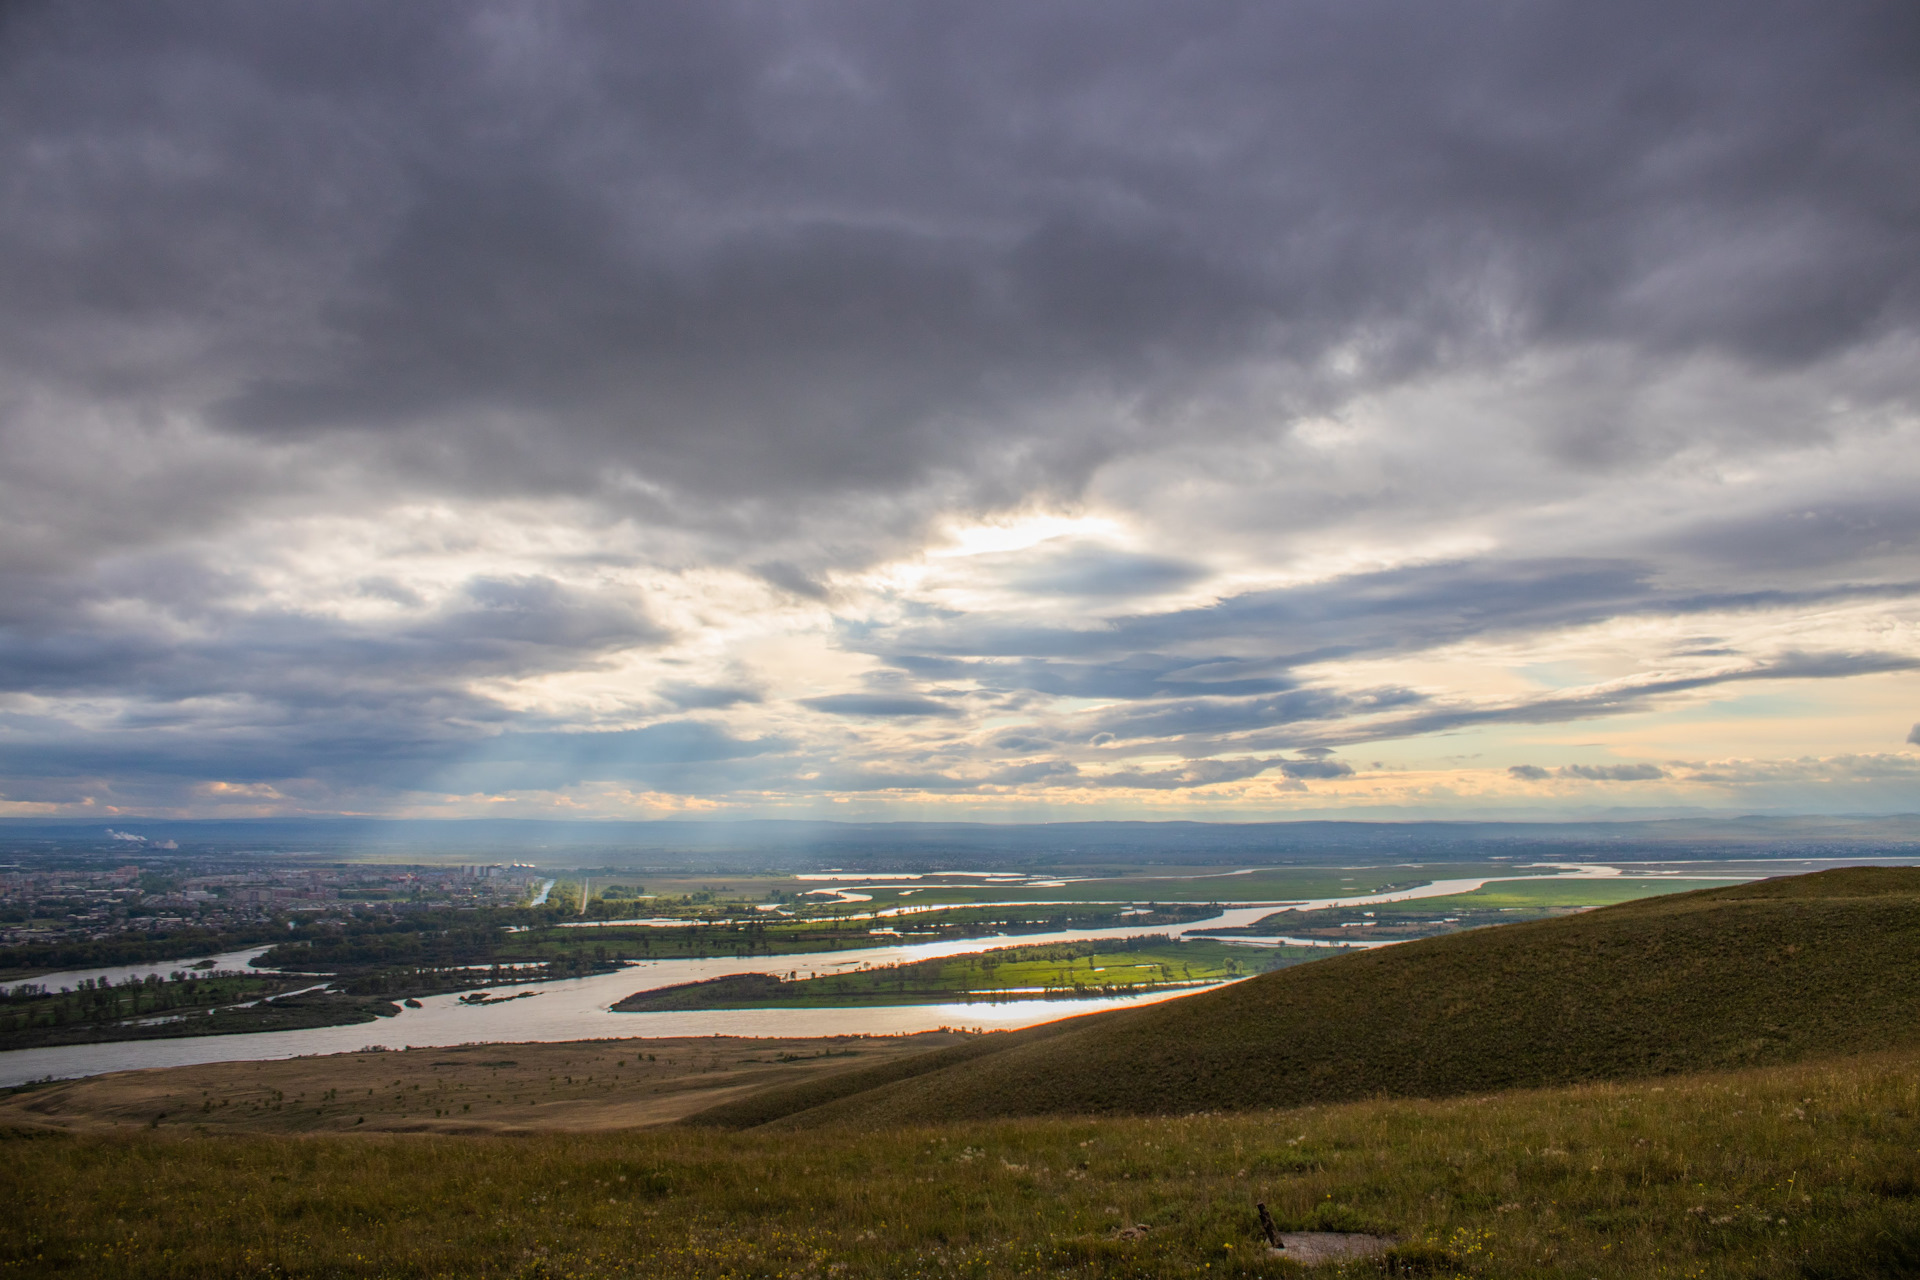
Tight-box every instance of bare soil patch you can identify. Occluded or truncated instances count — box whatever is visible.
[1270,1231,1397,1263]
[0,1031,967,1134]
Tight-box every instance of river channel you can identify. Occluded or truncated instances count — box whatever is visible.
[0,864,1747,1086]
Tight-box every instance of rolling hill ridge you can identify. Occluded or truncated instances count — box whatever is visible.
[687,866,1920,1129]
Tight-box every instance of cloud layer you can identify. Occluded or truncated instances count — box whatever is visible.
[1,1,1916,817]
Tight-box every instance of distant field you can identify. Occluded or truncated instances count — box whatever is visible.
[608,938,1331,1011]
[780,863,1545,910]
[1402,875,1749,912]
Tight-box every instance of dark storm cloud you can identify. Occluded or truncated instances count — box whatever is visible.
[5,0,1917,514]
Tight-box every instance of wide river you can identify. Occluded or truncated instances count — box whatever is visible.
[0,864,1752,1085]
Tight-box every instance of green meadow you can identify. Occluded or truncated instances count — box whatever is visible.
[1398,876,1750,914]
[10,1047,1920,1278]
[610,938,1330,1011]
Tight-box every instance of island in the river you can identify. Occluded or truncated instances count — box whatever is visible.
[611,936,1337,1011]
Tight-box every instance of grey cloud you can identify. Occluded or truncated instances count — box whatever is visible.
[1561,763,1668,782]
[1,2,1917,813]
[658,681,762,710]
[6,1,1917,521]
[1002,545,1206,598]
[0,712,793,800]
[0,573,666,700]
[1510,761,1665,783]
[1244,650,1920,753]
[0,565,685,804]
[1908,723,1920,746]
[799,767,990,794]
[1075,754,1350,791]
[430,722,791,793]
[356,577,426,608]
[1275,758,1354,781]
[1013,646,1920,766]
[854,560,1920,766]
[427,576,669,658]
[752,562,832,602]
[1677,753,1920,784]
[1081,688,1406,744]
[1082,758,1278,791]
[882,562,1920,673]
[799,693,962,718]
[890,652,1295,701]
[882,559,1665,663]
[879,556,1751,725]
[1679,498,1920,575]
[984,760,1080,787]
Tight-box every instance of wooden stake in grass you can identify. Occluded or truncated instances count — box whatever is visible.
[1257,1202,1282,1250]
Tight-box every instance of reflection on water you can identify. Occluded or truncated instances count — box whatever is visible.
[1,946,278,997]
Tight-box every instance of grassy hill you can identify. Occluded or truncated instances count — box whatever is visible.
[688,866,1920,1129]
[15,1045,1920,1277]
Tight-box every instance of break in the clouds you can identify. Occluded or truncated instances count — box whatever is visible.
[1,0,1917,819]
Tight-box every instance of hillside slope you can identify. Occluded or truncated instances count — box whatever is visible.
[691,867,1920,1128]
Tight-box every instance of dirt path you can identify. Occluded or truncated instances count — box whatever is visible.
[0,1031,968,1134]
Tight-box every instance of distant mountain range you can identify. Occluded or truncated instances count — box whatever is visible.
[2,814,1917,869]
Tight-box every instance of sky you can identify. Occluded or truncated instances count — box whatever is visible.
[1,0,1918,822]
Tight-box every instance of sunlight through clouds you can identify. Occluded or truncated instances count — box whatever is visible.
[0,1,1915,819]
